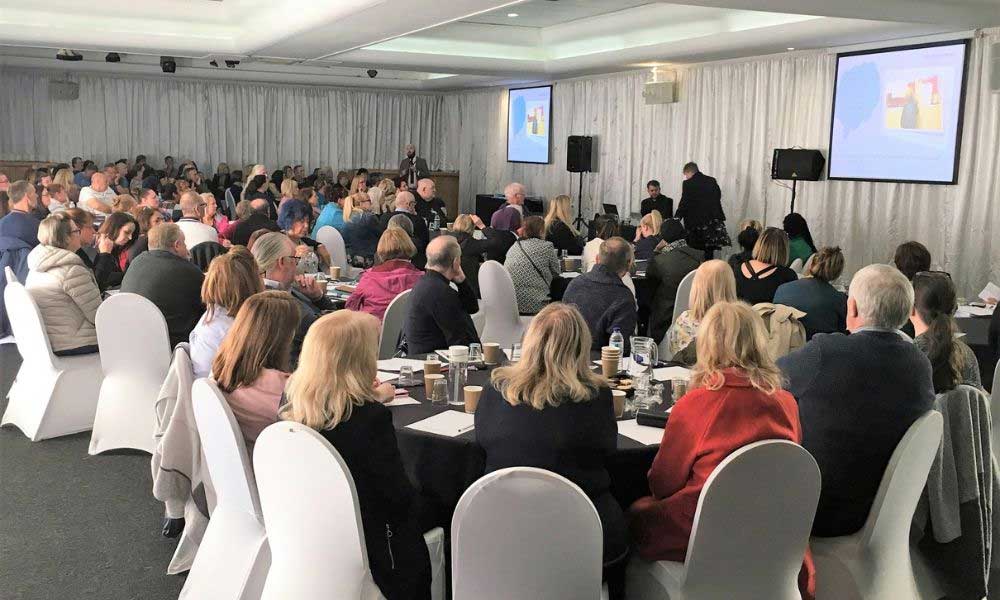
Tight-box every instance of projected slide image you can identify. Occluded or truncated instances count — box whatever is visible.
[508,85,552,164]
[883,72,944,131]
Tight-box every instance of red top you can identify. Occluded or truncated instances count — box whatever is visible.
[629,369,814,599]
[345,259,423,321]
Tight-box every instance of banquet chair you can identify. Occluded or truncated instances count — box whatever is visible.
[789,258,804,275]
[4,265,16,283]
[379,289,411,359]
[452,467,604,600]
[992,365,1000,461]
[1,279,103,441]
[672,269,697,326]
[478,261,531,348]
[186,378,269,600]
[254,420,447,600]
[89,292,171,455]
[314,225,353,277]
[626,440,821,600]
[811,411,943,600]
[802,253,816,275]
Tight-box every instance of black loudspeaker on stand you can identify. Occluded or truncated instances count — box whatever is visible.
[771,148,825,213]
[567,136,593,230]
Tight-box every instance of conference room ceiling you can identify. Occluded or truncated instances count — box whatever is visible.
[0,0,991,90]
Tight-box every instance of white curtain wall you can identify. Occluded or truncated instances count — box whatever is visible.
[1,28,997,294]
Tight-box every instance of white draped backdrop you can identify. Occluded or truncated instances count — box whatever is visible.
[1,28,997,294]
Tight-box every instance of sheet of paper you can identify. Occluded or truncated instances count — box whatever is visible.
[653,366,692,381]
[617,419,665,446]
[376,371,399,383]
[406,411,475,437]
[385,396,421,407]
[979,282,1000,302]
[377,358,427,372]
[560,272,582,279]
[957,305,995,318]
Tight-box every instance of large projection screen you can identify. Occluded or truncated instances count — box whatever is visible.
[828,40,970,184]
[507,85,553,164]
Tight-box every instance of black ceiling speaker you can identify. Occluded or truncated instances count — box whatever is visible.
[160,56,176,74]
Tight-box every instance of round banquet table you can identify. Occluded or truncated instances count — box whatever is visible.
[386,359,667,530]
[956,314,996,392]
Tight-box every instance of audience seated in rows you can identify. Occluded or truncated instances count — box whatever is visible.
[778,264,934,537]
[646,219,701,343]
[403,235,479,356]
[543,194,584,255]
[727,219,762,271]
[734,227,797,305]
[174,191,219,250]
[563,237,637,354]
[188,248,263,378]
[346,228,423,320]
[343,192,382,262]
[910,271,982,391]
[278,199,329,274]
[665,259,737,360]
[773,247,848,339]
[252,231,334,366]
[213,290,299,449]
[231,198,279,247]
[415,178,447,226]
[630,300,813,597]
[504,216,560,315]
[25,213,102,356]
[282,310,431,600]
[476,302,628,597]
[783,212,818,267]
[378,191,430,249]
[632,210,664,261]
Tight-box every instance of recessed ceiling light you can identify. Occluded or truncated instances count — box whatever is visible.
[787,47,795,51]
[507,12,518,17]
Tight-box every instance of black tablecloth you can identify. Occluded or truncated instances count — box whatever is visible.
[388,361,664,529]
[957,315,996,392]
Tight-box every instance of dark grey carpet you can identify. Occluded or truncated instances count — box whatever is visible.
[0,344,185,600]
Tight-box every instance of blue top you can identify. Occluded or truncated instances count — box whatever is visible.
[0,211,40,247]
[773,277,847,339]
[73,172,92,187]
[311,203,345,237]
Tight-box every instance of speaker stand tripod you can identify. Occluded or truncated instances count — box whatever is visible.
[789,179,798,213]
[572,171,588,231]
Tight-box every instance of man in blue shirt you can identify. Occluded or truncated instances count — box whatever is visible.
[0,181,40,246]
[73,161,97,187]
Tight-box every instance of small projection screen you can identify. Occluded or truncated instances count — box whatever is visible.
[507,85,553,164]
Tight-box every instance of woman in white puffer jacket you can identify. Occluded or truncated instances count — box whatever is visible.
[25,213,102,355]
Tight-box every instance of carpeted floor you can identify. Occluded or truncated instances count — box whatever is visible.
[0,344,185,600]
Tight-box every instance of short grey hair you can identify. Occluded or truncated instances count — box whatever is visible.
[387,214,414,235]
[251,232,293,274]
[504,182,525,202]
[426,236,460,270]
[38,213,73,249]
[598,237,634,274]
[849,264,914,329]
[148,223,182,251]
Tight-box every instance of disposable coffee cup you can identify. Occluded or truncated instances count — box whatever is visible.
[612,390,626,418]
[482,343,502,365]
[464,386,483,414]
[329,265,341,280]
[424,359,441,376]
[602,358,619,378]
[424,373,445,398]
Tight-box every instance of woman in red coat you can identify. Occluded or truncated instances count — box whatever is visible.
[628,301,814,599]
[346,228,423,321]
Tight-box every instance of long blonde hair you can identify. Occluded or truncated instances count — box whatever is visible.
[544,195,573,231]
[491,303,603,410]
[690,301,783,394]
[212,291,300,393]
[689,259,737,321]
[349,174,367,195]
[53,168,75,189]
[282,311,380,430]
[343,192,369,222]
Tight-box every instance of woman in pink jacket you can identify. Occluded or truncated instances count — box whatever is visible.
[346,228,423,320]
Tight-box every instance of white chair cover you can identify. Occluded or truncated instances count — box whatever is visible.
[671,269,697,327]
[627,440,821,600]
[802,253,816,275]
[254,421,383,600]
[314,225,350,274]
[1,279,102,440]
[477,261,529,348]
[4,265,17,284]
[451,467,604,600]
[811,411,944,600]
[379,289,411,360]
[186,378,269,600]
[789,258,804,274]
[992,366,1000,462]
[89,292,172,454]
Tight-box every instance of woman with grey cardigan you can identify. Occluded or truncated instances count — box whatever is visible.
[504,216,561,315]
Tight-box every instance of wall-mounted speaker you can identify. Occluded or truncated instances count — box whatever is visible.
[567,135,593,173]
[771,148,825,181]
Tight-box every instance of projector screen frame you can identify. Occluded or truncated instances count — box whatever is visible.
[827,38,971,186]
[506,84,554,165]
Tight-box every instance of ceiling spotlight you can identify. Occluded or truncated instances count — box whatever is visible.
[105,52,121,63]
[786,47,795,51]
[224,60,239,69]
[55,49,83,62]
[160,56,176,73]
[507,12,518,17]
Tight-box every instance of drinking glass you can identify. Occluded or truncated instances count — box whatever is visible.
[469,343,483,364]
[510,342,522,362]
[398,366,415,387]
[633,372,652,410]
[431,377,450,404]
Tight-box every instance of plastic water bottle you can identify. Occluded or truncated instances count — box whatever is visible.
[609,327,624,369]
[448,345,469,407]
[431,212,440,231]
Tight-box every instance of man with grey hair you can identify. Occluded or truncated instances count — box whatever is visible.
[403,235,479,356]
[121,223,205,348]
[415,178,447,226]
[562,236,637,352]
[0,180,41,336]
[778,263,934,537]
[399,143,429,189]
[490,182,526,231]
[175,191,219,250]
[379,191,429,248]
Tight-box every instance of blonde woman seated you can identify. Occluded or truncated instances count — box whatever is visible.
[476,302,628,597]
[212,290,300,448]
[282,311,430,600]
[543,194,583,255]
[278,178,299,207]
[189,248,264,377]
[665,259,737,360]
[632,210,664,260]
[629,301,813,598]
[25,213,102,356]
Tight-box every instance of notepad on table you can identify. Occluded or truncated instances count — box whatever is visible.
[385,396,421,407]
[376,371,399,383]
[377,358,427,372]
[617,419,666,445]
[407,411,475,437]
[653,366,692,381]
[979,282,1000,302]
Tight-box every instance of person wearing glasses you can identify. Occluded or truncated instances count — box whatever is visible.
[174,191,219,250]
[251,231,335,366]
[909,271,982,392]
[24,213,103,355]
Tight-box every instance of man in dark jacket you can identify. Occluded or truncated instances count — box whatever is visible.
[379,192,430,248]
[777,264,935,537]
[231,198,280,247]
[562,237,637,353]
[646,219,702,343]
[404,236,480,356]
[415,179,448,226]
[674,162,725,259]
[120,224,205,349]
[640,180,673,218]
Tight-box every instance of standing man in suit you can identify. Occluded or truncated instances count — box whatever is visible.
[674,162,725,260]
[639,180,673,218]
[399,144,430,190]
